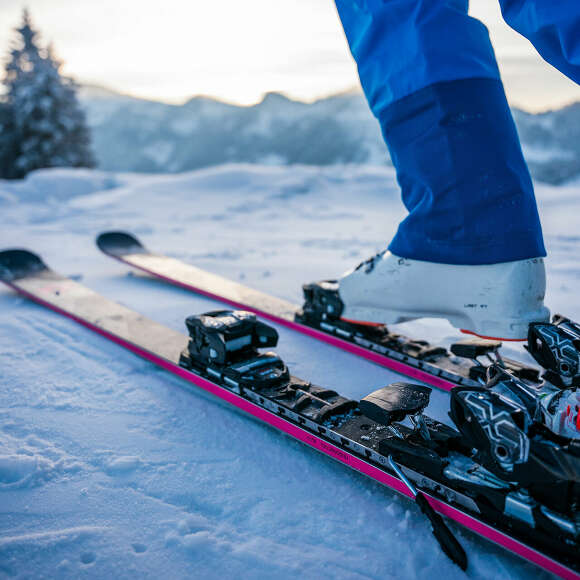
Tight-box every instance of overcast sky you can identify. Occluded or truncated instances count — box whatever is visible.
[1,0,579,112]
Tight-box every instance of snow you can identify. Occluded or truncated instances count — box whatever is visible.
[142,141,175,167]
[0,168,123,202]
[0,163,573,579]
[521,143,574,163]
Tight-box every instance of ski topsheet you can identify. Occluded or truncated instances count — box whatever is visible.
[0,248,578,579]
[96,231,540,393]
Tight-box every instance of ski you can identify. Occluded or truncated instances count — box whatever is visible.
[1,248,578,579]
[96,231,542,392]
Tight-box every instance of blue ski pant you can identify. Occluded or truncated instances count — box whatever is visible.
[335,0,580,264]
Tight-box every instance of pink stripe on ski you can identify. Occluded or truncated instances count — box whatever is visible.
[6,281,579,580]
[112,255,456,392]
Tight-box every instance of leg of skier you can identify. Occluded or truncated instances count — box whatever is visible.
[498,0,580,85]
[318,0,550,340]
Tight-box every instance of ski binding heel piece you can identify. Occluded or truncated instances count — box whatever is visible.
[300,280,344,322]
[179,310,289,390]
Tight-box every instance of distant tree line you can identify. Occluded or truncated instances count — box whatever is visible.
[0,10,95,179]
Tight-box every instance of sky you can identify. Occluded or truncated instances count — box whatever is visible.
[0,0,579,112]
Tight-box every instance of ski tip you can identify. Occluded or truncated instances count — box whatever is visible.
[0,249,49,282]
[96,231,148,258]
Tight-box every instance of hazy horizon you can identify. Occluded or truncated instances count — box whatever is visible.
[81,80,580,116]
[1,0,579,113]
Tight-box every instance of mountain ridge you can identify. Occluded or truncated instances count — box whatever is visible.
[79,85,580,185]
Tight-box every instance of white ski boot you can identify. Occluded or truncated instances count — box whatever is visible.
[321,251,550,340]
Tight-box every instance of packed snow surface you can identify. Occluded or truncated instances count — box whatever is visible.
[1,164,578,579]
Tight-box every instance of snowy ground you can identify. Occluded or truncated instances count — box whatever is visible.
[1,164,578,579]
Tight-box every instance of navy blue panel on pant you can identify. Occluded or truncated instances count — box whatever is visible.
[380,78,545,264]
[334,0,547,264]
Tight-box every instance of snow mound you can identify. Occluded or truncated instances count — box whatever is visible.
[0,454,55,488]
[105,455,142,474]
[0,425,83,491]
[0,187,17,205]
[0,168,123,203]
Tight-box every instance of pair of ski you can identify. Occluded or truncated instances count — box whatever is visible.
[0,232,577,579]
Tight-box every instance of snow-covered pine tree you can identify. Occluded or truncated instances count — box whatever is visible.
[0,101,17,178]
[2,10,95,178]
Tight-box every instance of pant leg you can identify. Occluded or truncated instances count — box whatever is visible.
[334,0,546,265]
[334,0,501,115]
[499,0,580,84]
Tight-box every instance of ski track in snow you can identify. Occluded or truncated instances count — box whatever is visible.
[0,164,572,579]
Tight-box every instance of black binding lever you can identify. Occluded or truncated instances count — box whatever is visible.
[388,455,468,571]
